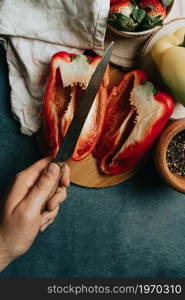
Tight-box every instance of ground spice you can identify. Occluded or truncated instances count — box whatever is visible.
[167,130,185,176]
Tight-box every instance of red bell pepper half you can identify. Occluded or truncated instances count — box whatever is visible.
[43,51,110,161]
[93,70,174,175]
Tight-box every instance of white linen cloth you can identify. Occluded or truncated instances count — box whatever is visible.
[0,0,110,135]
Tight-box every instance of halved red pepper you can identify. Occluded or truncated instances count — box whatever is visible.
[93,70,174,175]
[43,51,110,160]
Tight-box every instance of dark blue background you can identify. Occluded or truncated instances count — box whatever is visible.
[0,46,185,278]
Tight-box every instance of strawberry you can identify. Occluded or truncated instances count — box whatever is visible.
[140,0,166,20]
[110,0,134,17]
[109,0,139,32]
[110,0,119,4]
[109,0,166,32]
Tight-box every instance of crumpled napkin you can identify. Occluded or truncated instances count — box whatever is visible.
[0,0,110,135]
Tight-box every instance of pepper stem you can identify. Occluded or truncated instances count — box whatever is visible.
[179,35,185,48]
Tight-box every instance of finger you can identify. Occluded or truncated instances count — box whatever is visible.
[46,187,67,211]
[61,164,70,187]
[23,162,61,212]
[17,156,53,191]
[40,218,54,232]
[21,156,53,185]
[5,157,52,213]
[40,217,55,229]
[40,205,60,227]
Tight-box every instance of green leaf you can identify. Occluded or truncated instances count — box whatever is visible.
[160,0,173,8]
[108,13,137,32]
[131,7,146,23]
[144,4,155,10]
[139,15,163,30]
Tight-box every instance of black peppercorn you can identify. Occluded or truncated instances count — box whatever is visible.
[167,130,185,176]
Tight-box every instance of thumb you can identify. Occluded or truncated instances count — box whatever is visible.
[23,162,60,212]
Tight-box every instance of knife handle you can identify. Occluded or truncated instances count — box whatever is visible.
[47,161,65,201]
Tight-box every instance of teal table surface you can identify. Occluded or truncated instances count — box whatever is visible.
[0,46,185,278]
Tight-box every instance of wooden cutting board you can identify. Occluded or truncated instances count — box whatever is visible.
[37,67,145,188]
[66,155,144,188]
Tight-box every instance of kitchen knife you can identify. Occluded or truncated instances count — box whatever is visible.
[48,41,114,198]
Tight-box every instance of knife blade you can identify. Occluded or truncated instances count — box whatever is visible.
[54,41,114,163]
[47,42,114,199]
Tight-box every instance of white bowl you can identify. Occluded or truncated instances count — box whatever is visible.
[108,0,179,38]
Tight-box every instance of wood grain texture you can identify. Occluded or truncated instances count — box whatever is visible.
[37,129,143,188]
[66,155,140,188]
[37,67,146,188]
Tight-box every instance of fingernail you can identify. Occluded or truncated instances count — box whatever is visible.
[47,163,60,176]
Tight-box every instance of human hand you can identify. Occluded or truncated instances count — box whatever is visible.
[0,157,70,271]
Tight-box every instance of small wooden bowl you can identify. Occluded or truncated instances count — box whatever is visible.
[155,118,185,193]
